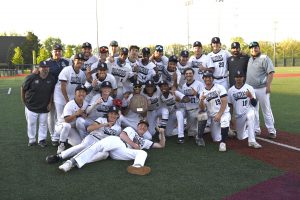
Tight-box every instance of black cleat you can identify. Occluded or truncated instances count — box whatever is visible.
[38,140,47,148]
[28,141,36,146]
[51,141,59,147]
[177,137,184,144]
[46,154,61,164]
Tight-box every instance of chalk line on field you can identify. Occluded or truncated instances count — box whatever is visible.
[256,136,300,152]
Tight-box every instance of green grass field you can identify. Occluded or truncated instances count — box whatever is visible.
[0,67,299,200]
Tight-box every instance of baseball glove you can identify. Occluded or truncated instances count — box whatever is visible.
[127,165,151,176]
[113,98,123,108]
[129,94,148,114]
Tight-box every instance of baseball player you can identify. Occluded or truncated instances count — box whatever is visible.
[46,44,69,146]
[84,62,117,102]
[90,46,109,72]
[149,45,169,79]
[197,71,230,152]
[177,50,191,88]
[162,55,181,90]
[57,120,165,176]
[207,37,231,90]
[189,41,214,82]
[55,85,89,154]
[76,81,114,138]
[109,40,119,58]
[53,53,87,125]
[107,47,133,98]
[246,41,276,139]
[228,70,262,148]
[136,47,157,84]
[21,61,56,147]
[46,106,121,164]
[179,68,204,143]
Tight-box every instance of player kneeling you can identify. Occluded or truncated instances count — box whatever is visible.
[227,70,262,149]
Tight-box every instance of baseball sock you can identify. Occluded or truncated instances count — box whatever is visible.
[197,120,207,139]
[221,127,229,143]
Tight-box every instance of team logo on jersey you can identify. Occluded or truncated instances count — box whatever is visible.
[211,55,223,63]
[111,67,126,78]
[233,91,248,101]
[96,105,110,113]
[206,91,219,102]
[70,76,82,84]
[103,127,118,136]
[133,134,145,147]
[139,67,149,75]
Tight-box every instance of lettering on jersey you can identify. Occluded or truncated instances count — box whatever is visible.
[232,91,248,101]
[103,127,118,136]
[133,134,145,147]
[149,98,159,105]
[139,66,149,75]
[183,88,194,96]
[111,67,126,78]
[96,105,110,113]
[161,95,176,106]
[206,91,219,102]
[191,61,201,68]
[155,63,164,71]
[211,55,223,63]
[70,76,81,84]
[82,63,92,71]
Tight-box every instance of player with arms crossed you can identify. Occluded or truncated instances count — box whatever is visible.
[228,71,262,148]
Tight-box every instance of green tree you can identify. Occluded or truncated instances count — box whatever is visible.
[11,46,24,65]
[20,32,41,64]
[64,45,75,58]
[37,48,50,63]
[6,46,15,67]
[43,37,63,55]
[165,43,186,57]
[257,41,273,57]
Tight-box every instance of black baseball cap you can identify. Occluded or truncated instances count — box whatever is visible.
[180,50,189,57]
[74,53,87,61]
[39,61,49,68]
[231,42,240,49]
[234,70,245,77]
[120,47,129,55]
[155,45,164,52]
[142,47,151,55]
[145,80,155,87]
[193,41,202,47]
[211,37,221,44]
[75,85,87,92]
[249,41,259,48]
[168,55,178,63]
[138,119,149,127]
[108,106,119,114]
[202,70,213,78]
[133,80,143,88]
[158,80,168,86]
[53,44,63,50]
[110,40,118,47]
[129,45,140,51]
[97,62,108,71]
[101,81,112,88]
[82,42,92,49]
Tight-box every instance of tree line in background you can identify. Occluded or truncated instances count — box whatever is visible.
[2,32,300,67]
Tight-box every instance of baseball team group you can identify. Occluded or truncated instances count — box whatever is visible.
[21,37,276,175]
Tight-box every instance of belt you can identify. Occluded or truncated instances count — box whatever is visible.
[214,76,227,80]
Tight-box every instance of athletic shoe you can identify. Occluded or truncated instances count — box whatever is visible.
[51,140,59,147]
[38,140,47,148]
[219,142,226,152]
[58,160,73,172]
[269,133,276,139]
[57,143,65,154]
[127,165,151,176]
[248,142,262,149]
[46,154,61,164]
[177,137,184,144]
[195,136,205,146]
[28,141,36,146]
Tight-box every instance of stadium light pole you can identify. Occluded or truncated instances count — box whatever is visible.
[185,0,193,50]
[96,0,100,55]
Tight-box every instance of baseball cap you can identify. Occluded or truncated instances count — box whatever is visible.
[99,46,109,53]
[193,41,202,47]
[155,45,164,52]
[133,80,143,88]
[97,62,108,71]
[231,42,240,49]
[53,44,63,50]
[158,80,168,87]
[110,40,118,47]
[180,50,189,57]
[74,53,87,61]
[120,47,129,55]
[108,106,119,114]
[101,81,112,88]
[142,47,151,55]
[39,61,49,68]
[82,42,92,49]
[202,70,213,78]
[234,70,245,77]
[145,80,155,87]
[211,37,221,44]
[168,55,178,63]
[75,85,87,92]
[138,119,149,127]
[129,45,140,51]
[249,41,259,48]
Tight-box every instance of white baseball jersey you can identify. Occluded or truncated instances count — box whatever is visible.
[160,92,177,113]
[126,57,139,71]
[54,66,86,105]
[87,94,114,120]
[201,83,230,117]
[180,80,204,110]
[123,127,153,150]
[70,55,98,71]
[152,56,168,76]
[137,59,156,84]
[90,117,122,140]
[85,73,117,91]
[57,99,89,123]
[141,87,161,111]
[161,68,181,88]
[189,54,213,81]
[207,50,231,78]
[228,83,256,118]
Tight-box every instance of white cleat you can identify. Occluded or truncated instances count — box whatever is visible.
[58,160,73,172]
[248,142,262,149]
[219,142,226,152]
[57,143,65,154]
